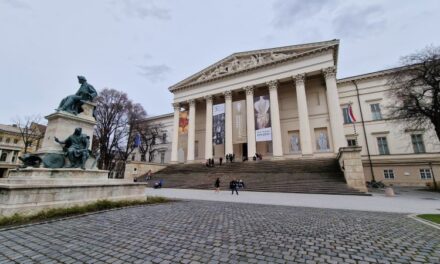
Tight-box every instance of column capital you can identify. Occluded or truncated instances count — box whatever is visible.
[187,99,196,107]
[172,103,180,110]
[294,73,306,86]
[243,86,254,96]
[323,66,337,79]
[223,90,232,100]
[204,95,213,102]
[266,80,278,91]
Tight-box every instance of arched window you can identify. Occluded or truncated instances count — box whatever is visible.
[0,153,7,162]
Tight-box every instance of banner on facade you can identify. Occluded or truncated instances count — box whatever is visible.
[179,111,188,134]
[232,100,247,144]
[254,95,272,142]
[212,103,225,145]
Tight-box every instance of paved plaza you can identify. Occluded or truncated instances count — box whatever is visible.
[0,200,439,263]
[146,188,440,214]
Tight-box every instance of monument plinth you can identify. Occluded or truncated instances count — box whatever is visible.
[40,101,96,153]
[0,76,147,217]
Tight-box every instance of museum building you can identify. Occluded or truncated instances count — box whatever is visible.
[136,40,440,186]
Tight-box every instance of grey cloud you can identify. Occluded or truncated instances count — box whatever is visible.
[137,64,171,82]
[116,0,171,20]
[272,0,332,28]
[2,0,31,10]
[333,5,386,39]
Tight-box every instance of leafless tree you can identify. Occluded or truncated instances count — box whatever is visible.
[12,115,44,154]
[387,45,440,139]
[136,122,166,162]
[93,88,146,175]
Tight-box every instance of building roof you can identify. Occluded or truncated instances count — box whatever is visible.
[337,65,412,84]
[0,124,21,134]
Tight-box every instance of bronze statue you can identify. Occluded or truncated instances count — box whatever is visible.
[55,127,90,169]
[57,76,97,115]
[18,154,42,168]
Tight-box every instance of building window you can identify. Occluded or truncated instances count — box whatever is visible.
[5,138,10,144]
[420,169,432,179]
[377,137,390,155]
[370,103,382,120]
[384,169,395,179]
[411,134,425,153]
[160,152,165,164]
[0,153,7,162]
[131,154,135,161]
[14,139,18,144]
[342,107,352,124]
[0,137,3,142]
[347,139,357,146]
[162,133,167,143]
[141,154,146,162]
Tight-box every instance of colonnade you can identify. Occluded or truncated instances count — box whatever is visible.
[170,66,345,163]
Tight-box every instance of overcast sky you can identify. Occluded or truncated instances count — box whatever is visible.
[1,0,439,124]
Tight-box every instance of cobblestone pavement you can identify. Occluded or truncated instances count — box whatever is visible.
[0,201,439,264]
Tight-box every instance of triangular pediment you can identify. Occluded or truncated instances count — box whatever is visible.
[169,39,339,91]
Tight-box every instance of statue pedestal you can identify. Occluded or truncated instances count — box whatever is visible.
[0,168,147,217]
[40,102,96,153]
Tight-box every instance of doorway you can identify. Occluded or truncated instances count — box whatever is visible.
[242,143,248,159]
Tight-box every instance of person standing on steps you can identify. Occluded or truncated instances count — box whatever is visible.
[214,177,220,193]
[230,179,239,195]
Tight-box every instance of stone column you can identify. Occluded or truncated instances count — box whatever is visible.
[267,80,283,158]
[170,103,180,163]
[323,66,346,153]
[245,86,256,158]
[204,95,213,159]
[295,74,313,155]
[187,99,196,162]
[224,91,233,155]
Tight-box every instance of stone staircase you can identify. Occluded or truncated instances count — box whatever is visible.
[142,158,369,196]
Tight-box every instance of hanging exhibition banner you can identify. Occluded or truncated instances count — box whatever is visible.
[212,103,225,145]
[232,100,247,144]
[254,95,272,142]
[179,111,189,134]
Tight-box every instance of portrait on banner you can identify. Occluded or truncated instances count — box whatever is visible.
[254,95,272,142]
[212,103,225,145]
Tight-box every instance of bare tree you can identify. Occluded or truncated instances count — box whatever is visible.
[93,88,147,175]
[136,122,166,162]
[12,115,44,154]
[387,46,440,139]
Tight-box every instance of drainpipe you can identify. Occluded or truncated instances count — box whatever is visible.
[352,80,375,181]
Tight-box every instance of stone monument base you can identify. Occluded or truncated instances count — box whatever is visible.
[0,169,147,217]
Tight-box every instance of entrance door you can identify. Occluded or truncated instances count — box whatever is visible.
[242,143,248,159]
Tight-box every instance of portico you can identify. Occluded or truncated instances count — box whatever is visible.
[169,40,346,163]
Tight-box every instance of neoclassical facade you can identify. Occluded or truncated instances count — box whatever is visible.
[140,40,440,186]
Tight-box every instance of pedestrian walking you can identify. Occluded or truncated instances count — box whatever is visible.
[214,177,220,193]
[230,179,239,195]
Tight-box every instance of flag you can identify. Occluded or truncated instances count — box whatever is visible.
[134,133,141,148]
[348,105,356,123]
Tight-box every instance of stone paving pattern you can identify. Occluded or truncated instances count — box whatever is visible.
[0,201,439,263]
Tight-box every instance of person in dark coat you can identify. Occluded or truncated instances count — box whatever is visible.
[219,157,223,166]
[230,179,239,195]
[214,177,220,193]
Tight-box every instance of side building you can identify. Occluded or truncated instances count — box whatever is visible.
[136,40,440,187]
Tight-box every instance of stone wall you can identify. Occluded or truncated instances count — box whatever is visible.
[337,146,368,192]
